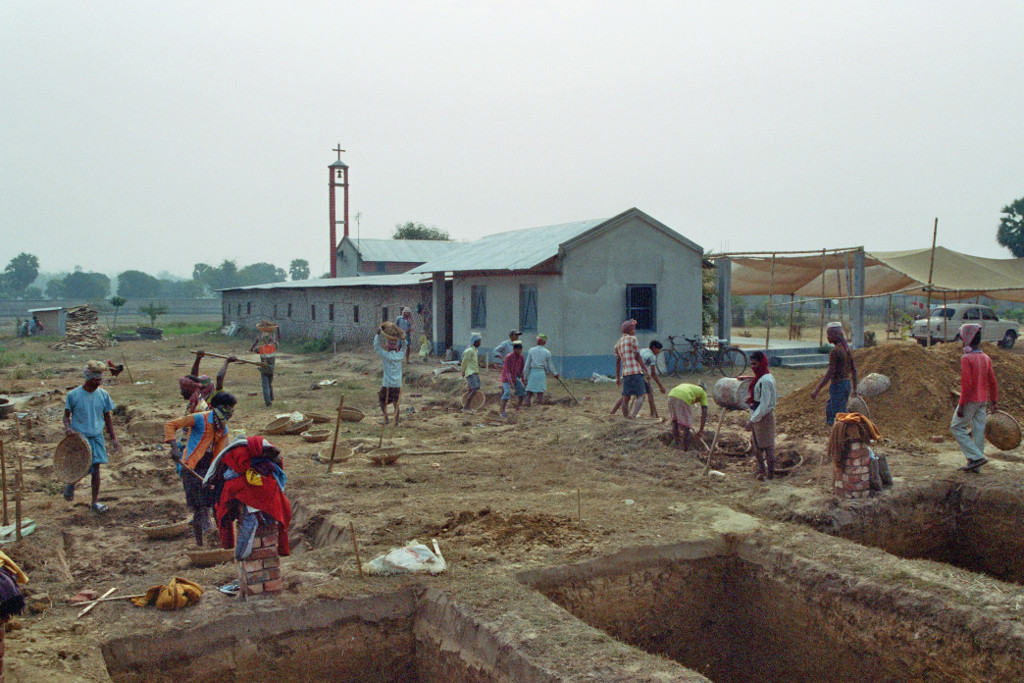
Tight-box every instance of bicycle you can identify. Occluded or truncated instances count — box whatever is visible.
[658,335,748,377]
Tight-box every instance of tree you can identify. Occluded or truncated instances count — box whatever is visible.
[61,271,110,299]
[24,286,42,299]
[160,278,207,298]
[393,222,449,240]
[997,197,1024,257]
[238,262,287,286]
[3,253,40,297]
[110,296,127,328]
[117,270,162,298]
[139,303,168,326]
[193,260,240,291]
[289,259,310,281]
[45,277,67,299]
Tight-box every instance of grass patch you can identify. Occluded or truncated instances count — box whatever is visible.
[162,321,221,336]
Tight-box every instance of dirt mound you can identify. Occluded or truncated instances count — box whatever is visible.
[427,509,585,549]
[777,342,1024,443]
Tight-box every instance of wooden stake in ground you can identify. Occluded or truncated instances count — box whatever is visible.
[0,440,7,527]
[701,408,728,476]
[577,488,582,523]
[14,445,22,542]
[349,521,364,579]
[926,218,938,348]
[326,394,345,474]
[121,353,134,383]
[77,587,118,618]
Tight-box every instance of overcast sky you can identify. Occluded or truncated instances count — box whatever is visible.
[4,1,1024,279]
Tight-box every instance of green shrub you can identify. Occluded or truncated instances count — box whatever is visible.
[300,330,334,353]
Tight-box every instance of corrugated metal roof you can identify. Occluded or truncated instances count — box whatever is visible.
[28,307,65,313]
[345,238,462,264]
[219,273,427,292]
[410,219,606,273]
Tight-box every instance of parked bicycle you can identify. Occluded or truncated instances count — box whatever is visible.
[658,335,748,378]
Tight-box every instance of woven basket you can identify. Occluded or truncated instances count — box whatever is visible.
[462,391,486,411]
[306,412,332,424]
[857,373,891,398]
[263,416,293,435]
[186,548,234,567]
[338,408,365,423]
[301,429,331,443]
[367,448,402,466]
[54,434,93,484]
[985,410,1021,451]
[283,418,312,435]
[256,320,279,333]
[380,321,406,341]
[846,395,870,418]
[140,519,190,540]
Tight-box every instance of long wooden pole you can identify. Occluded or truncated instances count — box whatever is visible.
[0,441,7,527]
[121,354,134,384]
[702,409,728,476]
[788,294,795,340]
[926,218,938,348]
[349,521,364,579]
[14,445,22,542]
[765,253,776,349]
[77,587,118,618]
[189,351,266,367]
[326,394,345,473]
[820,249,826,346]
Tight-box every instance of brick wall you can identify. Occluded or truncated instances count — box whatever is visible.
[222,284,431,342]
[238,521,282,599]
[834,441,871,499]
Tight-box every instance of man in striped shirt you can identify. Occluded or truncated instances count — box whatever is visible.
[614,319,649,418]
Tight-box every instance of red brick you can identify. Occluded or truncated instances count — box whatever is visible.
[847,466,869,475]
[262,579,283,593]
[262,556,280,569]
[248,547,278,560]
[241,560,264,572]
[266,567,281,580]
[243,581,264,595]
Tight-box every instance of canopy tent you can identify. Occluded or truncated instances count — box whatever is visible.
[723,247,1024,303]
[710,246,1024,349]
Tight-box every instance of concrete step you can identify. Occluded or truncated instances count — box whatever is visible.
[776,354,830,368]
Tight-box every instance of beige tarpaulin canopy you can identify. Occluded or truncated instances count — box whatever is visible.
[722,246,1024,303]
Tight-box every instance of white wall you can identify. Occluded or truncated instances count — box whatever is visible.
[452,274,563,359]
[560,214,703,360]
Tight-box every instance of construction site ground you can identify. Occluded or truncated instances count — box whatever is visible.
[2,331,1024,681]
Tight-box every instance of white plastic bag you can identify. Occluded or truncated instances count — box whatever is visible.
[591,372,615,383]
[363,539,446,576]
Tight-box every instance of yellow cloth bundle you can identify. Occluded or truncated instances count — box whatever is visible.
[0,550,28,584]
[245,469,263,486]
[130,577,203,610]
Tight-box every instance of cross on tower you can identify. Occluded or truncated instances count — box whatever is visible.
[333,144,346,160]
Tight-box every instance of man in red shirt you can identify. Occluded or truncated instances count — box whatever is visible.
[499,341,526,418]
[951,323,998,472]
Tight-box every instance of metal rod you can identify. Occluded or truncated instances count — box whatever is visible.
[765,253,776,349]
[820,248,826,346]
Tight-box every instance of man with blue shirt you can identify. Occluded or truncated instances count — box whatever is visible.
[375,327,408,424]
[63,361,120,513]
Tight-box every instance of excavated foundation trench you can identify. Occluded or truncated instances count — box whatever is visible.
[102,588,552,683]
[520,542,1024,683]
[816,481,1024,585]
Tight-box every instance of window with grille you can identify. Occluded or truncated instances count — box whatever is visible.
[626,284,656,331]
[519,285,538,332]
[353,305,359,322]
[471,286,487,328]
[329,304,334,321]
[311,305,316,321]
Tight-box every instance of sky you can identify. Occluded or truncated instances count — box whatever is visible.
[4,1,1024,279]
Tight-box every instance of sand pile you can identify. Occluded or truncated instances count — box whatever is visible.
[777,342,1024,442]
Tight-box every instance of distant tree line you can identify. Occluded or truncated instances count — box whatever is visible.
[0,253,313,301]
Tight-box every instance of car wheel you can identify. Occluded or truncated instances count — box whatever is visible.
[916,338,927,347]
[1000,331,1017,349]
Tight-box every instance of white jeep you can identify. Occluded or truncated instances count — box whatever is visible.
[910,303,1019,348]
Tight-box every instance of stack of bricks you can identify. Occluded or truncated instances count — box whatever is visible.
[238,520,283,599]
[834,440,871,499]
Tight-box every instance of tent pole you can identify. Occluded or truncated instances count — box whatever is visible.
[926,218,938,348]
[887,293,893,340]
[835,265,844,329]
[788,294,795,340]
[819,249,826,346]
[943,291,948,341]
[765,253,776,349]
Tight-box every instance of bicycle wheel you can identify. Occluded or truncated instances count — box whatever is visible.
[718,348,748,377]
[657,350,676,377]
[678,351,698,374]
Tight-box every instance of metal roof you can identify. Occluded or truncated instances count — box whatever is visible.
[342,238,462,264]
[28,307,65,313]
[410,208,702,274]
[219,273,427,292]
[410,219,605,273]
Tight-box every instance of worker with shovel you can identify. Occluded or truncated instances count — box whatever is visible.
[524,333,559,407]
[614,319,649,418]
[374,326,408,425]
[499,341,527,418]
[63,361,121,513]
[666,382,708,451]
[180,350,235,413]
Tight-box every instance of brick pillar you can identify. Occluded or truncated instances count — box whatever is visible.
[238,521,282,599]
[833,441,872,499]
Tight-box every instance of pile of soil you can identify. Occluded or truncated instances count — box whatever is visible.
[776,342,1024,443]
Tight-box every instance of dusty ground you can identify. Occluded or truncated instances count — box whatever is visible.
[1,331,1023,681]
